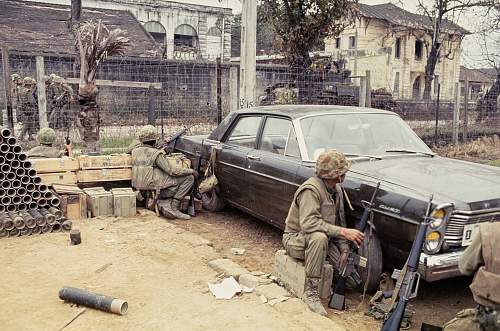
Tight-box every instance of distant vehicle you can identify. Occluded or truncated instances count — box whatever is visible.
[175,105,500,291]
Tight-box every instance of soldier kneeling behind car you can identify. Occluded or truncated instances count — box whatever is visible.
[131,125,197,220]
[282,149,365,316]
[443,222,500,331]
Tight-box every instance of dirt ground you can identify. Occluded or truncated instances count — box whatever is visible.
[171,207,476,331]
[0,210,344,331]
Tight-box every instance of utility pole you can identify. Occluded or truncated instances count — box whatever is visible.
[239,0,257,109]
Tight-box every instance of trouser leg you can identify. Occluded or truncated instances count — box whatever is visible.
[283,231,328,278]
[327,241,342,272]
[173,175,194,201]
[443,308,483,331]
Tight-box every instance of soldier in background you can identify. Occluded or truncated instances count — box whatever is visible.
[48,75,74,129]
[18,77,38,141]
[10,74,23,121]
[27,127,72,159]
[282,149,364,316]
[443,222,499,331]
[131,125,196,220]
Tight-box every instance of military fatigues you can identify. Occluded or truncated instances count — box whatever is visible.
[444,222,500,331]
[27,145,65,159]
[283,176,349,278]
[18,85,39,141]
[49,81,73,130]
[131,144,194,201]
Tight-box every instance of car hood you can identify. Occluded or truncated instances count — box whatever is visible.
[350,155,500,210]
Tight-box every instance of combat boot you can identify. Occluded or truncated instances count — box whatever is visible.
[158,199,175,219]
[171,199,191,220]
[304,277,327,316]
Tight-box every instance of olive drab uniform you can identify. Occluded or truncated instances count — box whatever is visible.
[283,176,350,278]
[131,144,194,201]
[18,82,38,141]
[49,80,73,129]
[27,145,65,158]
[443,222,500,331]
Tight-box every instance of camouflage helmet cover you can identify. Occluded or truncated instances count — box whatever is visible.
[37,127,57,145]
[139,125,158,142]
[315,149,351,179]
[23,77,36,85]
[11,73,21,82]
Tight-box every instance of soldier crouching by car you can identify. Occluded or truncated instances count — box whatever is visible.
[282,149,365,316]
[443,222,500,331]
[131,125,197,220]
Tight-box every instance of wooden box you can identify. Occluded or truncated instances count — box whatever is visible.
[39,172,78,186]
[30,157,80,174]
[111,188,136,218]
[78,154,132,170]
[77,168,132,183]
[59,194,87,220]
[83,187,113,217]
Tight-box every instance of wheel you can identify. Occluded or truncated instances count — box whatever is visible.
[357,228,383,293]
[201,186,225,212]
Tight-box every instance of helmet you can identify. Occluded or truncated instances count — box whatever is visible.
[36,127,57,145]
[23,77,36,85]
[11,73,21,82]
[138,125,158,142]
[315,149,351,179]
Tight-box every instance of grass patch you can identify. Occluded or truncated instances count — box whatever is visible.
[486,159,500,167]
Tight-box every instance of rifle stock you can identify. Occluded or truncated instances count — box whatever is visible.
[187,153,202,217]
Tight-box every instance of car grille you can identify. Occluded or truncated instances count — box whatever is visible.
[445,209,500,247]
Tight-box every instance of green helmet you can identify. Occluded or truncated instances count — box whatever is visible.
[37,127,57,145]
[11,73,21,82]
[139,125,158,142]
[23,77,36,86]
[315,149,351,179]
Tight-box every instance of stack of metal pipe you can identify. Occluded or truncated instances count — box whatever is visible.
[0,128,67,238]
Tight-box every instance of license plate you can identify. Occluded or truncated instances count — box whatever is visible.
[462,223,480,246]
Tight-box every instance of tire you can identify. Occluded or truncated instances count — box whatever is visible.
[201,186,225,212]
[358,228,383,293]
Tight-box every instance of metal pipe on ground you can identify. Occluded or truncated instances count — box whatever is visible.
[11,180,21,189]
[6,137,16,146]
[38,184,48,192]
[1,196,11,205]
[8,228,20,237]
[62,220,72,232]
[26,183,36,192]
[41,224,51,234]
[15,168,25,177]
[0,188,5,198]
[23,195,32,204]
[31,191,41,199]
[51,197,60,207]
[6,172,15,181]
[21,175,30,184]
[7,188,15,197]
[32,226,42,235]
[12,196,22,205]
[37,198,47,208]
[3,217,14,231]
[10,160,20,169]
[0,205,4,213]
[5,152,15,161]
[39,209,56,225]
[17,204,27,212]
[9,212,25,229]
[24,162,33,170]
[20,227,31,236]
[29,210,45,226]
[51,223,62,232]
[6,205,16,212]
[0,155,4,165]
[28,202,37,210]
[0,228,8,238]
[33,176,42,185]
[1,128,11,138]
[48,207,63,220]
[17,187,27,197]
[20,211,36,229]
[43,191,53,199]
[58,287,128,315]
[0,143,9,153]
[0,172,4,181]
[1,165,11,175]
[18,153,27,162]
[11,144,22,154]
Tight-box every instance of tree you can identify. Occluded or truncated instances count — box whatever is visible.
[416,0,498,100]
[261,0,357,68]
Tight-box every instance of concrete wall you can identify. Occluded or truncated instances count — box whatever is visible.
[325,17,462,100]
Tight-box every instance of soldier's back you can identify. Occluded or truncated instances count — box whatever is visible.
[27,145,63,158]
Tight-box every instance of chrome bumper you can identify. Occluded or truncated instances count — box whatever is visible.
[418,251,464,282]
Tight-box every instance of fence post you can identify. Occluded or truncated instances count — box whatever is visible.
[216,57,222,123]
[147,85,155,125]
[229,65,239,111]
[434,83,441,145]
[35,56,48,129]
[462,76,469,142]
[365,70,371,107]
[452,82,460,144]
[1,47,13,129]
[359,76,366,107]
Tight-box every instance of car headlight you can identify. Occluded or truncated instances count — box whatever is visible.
[430,209,446,229]
[424,231,441,252]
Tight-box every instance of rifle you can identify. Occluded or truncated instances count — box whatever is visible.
[161,127,187,154]
[380,195,434,331]
[329,182,380,310]
[187,152,202,217]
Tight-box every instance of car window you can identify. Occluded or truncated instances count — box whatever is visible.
[285,126,301,158]
[260,117,291,155]
[226,116,261,148]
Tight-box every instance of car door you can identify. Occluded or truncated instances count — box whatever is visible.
[217,115,263,209]
[246,116,302,228]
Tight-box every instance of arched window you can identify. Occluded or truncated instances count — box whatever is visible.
[174,24,198,48]
[207,26,221,37]
[144,21,166,44]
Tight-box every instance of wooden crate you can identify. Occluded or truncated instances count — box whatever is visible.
[83,187,113,217]
[77,168,132,183]
[39,172,78,186]
[78,154,132,170]
[111,188,136,217]
[59,194,87,220]
[31,157,79,174]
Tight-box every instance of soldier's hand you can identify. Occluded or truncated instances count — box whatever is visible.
[340,228,364,246]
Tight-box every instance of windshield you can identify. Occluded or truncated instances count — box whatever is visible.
[299,113,432,161]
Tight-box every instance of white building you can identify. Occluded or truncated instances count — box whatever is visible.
[21,0,233,61]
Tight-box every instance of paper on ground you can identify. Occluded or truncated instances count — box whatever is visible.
[208,276,242,299]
